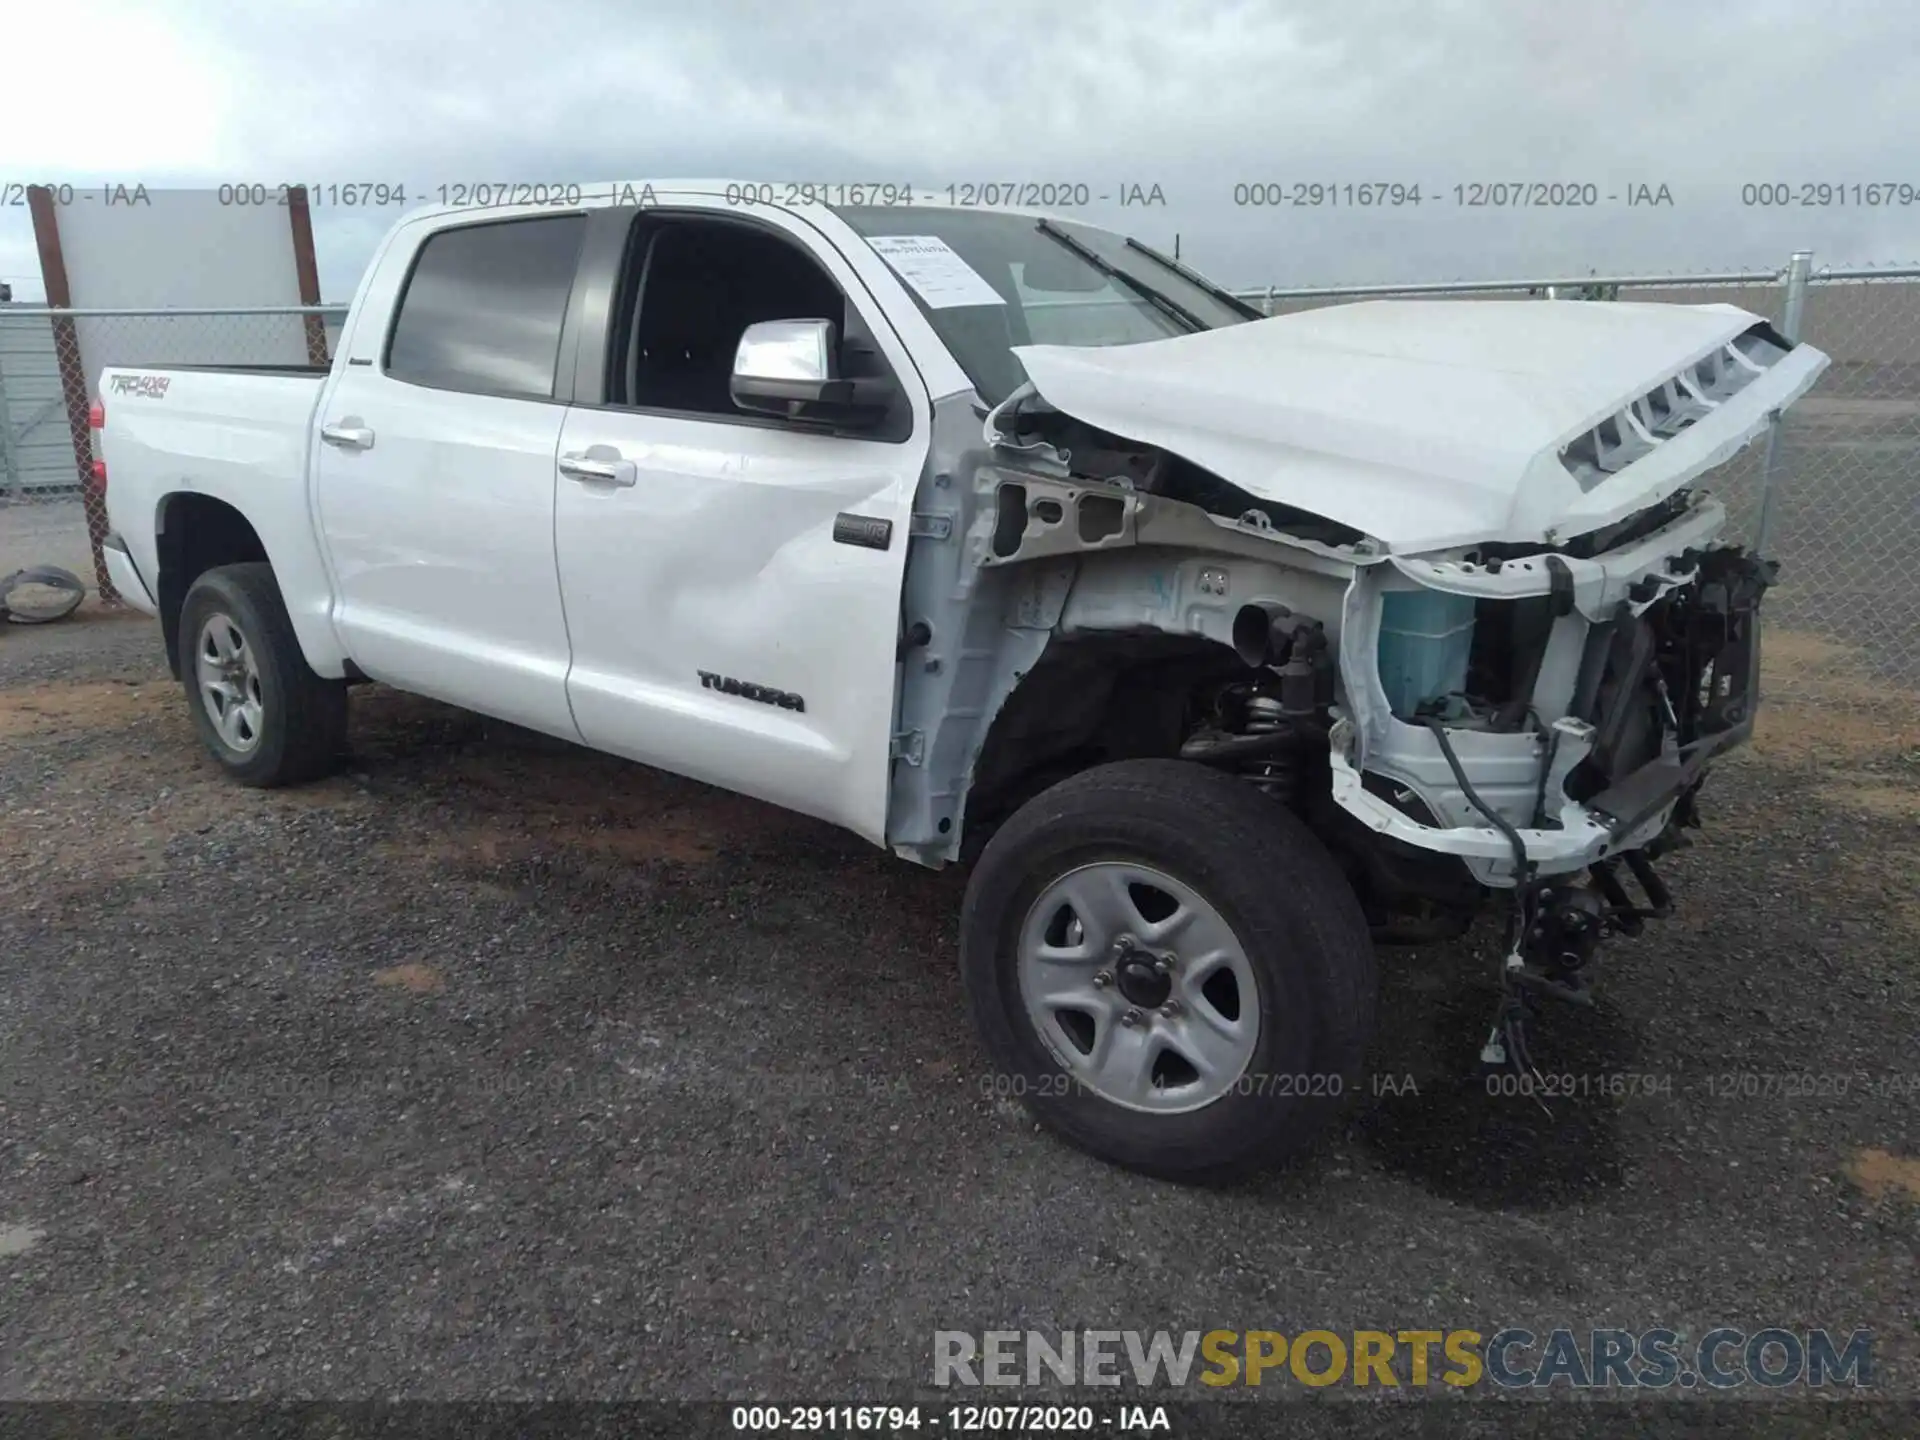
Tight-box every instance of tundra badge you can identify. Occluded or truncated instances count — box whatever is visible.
[697,670,806,713]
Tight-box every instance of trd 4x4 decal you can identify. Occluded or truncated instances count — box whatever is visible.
[109,374,172,399]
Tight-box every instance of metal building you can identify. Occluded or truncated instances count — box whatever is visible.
[0,298,73,498]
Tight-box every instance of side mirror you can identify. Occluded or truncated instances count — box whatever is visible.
[729,318,892,427]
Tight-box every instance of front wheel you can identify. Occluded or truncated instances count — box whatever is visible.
[179,562,347,787]
[960,759,1377,1181]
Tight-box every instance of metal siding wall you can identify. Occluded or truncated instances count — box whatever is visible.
[0,311,77,494]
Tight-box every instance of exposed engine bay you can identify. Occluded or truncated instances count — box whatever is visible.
[954,395,1778,1078]
[991,408,1370,551]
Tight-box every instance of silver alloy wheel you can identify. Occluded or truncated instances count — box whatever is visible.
[195,611,265,754]
[1016,861,1262,1114]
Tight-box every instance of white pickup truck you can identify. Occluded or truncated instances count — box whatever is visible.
[98,184,1828,1179]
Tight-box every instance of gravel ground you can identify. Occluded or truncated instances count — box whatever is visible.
[1,606,1915,1430]
[0,501,97,589]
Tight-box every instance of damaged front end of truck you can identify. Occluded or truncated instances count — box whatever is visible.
[1330,496,1780,1065]
[885,295,1829,1072]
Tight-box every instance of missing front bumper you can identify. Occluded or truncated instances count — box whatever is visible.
[1330,540,1770,885]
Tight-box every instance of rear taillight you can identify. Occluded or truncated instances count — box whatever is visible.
[89,400,106,493]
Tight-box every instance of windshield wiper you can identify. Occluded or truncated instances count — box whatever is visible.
[1122,236,1263,321]
[1033,219,1207,333]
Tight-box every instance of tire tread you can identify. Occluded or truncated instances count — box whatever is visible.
[179,562,346,787]
[961,759,1378,1181]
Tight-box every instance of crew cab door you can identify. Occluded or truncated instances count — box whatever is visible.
[312,210,588,740]
[552,204,930,841]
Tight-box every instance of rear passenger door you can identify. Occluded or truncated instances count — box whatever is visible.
[313,210,587,741]
[551,205,930,842]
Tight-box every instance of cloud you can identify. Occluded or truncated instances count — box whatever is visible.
[3,0,1918,302]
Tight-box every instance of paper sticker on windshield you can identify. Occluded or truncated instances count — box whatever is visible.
[866,235,1005,310]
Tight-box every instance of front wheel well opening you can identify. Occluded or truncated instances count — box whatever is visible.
[155,494,269,677]
[956,631,1486,943]
[960,632,1249,854]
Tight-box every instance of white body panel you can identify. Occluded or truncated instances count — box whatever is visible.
[309,210,579,738]
[102,187,948,841]
[1012,300,1829,552]
[102,541,156,612]
[551,198,932,843]
[554,411,923,839]
[311,382,576,738]
[99,369,349,674]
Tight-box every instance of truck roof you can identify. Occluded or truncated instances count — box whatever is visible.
[400,180,1086,229]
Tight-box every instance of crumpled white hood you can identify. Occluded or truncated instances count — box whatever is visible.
[1009,299,1830,554]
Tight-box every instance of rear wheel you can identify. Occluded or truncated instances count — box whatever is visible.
[961,759,1377,1180]
[179,563,347,787]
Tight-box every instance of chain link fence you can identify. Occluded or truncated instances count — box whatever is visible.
[0,305,345,597]
[2,265,1915,725]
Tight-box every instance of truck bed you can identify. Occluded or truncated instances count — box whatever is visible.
[99,364,339,673]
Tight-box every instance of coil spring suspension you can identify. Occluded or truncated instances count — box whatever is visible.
[1241,695,1302,804]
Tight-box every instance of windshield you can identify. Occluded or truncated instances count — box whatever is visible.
[836,207,1252,405]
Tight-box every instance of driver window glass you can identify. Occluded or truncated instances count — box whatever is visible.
[610,220,849,417]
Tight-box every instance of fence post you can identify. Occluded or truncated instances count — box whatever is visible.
[1753,248,1813,556]
[0,345,18,500]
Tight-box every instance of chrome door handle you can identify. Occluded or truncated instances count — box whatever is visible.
[558,452,637,487]
[320,422,375,449]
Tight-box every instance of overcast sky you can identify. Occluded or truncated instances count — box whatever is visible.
[3,0,1919,303]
